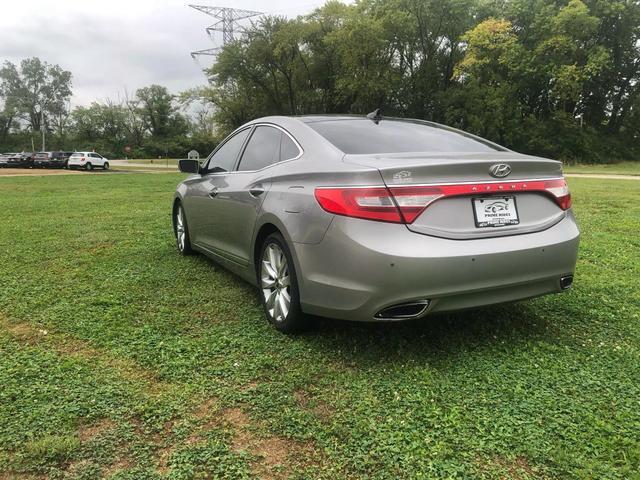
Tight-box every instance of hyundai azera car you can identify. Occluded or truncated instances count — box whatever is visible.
[173,114,579,332]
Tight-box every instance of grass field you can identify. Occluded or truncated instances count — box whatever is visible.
[0,173,639,479]
[118,159,180,165]
[563,161,640,176]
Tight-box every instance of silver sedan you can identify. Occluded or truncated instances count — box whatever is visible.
[174,114,579,332]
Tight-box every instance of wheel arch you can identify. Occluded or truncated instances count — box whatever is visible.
[251,217,303,287]
[172,196,183,236]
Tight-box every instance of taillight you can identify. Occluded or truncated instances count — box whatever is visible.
[315,177,572,224]
[543,178,572,210]
[386,186,444,223]
[314,187,402,223]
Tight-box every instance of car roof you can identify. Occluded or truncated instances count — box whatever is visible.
[297,114,365,124]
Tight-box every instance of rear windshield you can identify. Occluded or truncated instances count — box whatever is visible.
[307,119,503,154]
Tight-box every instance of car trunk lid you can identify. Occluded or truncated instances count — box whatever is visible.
[343,152,569,239]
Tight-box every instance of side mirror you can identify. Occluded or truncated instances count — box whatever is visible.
[179,159,200,174]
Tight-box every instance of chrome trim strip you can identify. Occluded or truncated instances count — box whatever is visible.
[314,177,565,190]
[201,122,304,176]
[374,300,431,320]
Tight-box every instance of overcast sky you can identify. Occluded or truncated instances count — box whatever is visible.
[0,0,330,107]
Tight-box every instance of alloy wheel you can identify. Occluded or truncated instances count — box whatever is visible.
[176,206,186,252]
[261,243,291,322]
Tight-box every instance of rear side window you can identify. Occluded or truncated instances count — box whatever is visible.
[237,126,281,171]
[280,133,300,161]
[307,119,503,154]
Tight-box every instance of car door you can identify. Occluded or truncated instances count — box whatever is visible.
[209,124,297,264]
[93,153,105,166]
[183,127,252,258]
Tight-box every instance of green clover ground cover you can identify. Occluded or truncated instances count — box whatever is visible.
[0,172,638,479]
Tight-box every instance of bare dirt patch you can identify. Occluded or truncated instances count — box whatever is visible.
[77,419,117,443]
[0,315,170,394]
[0,168,87,177]
[220,407,322,480]
[294,389,333,422]
[156,397,325,479]
[477,455,544,479]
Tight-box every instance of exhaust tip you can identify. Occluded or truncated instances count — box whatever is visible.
[560,275,574,290]
[375,300,430,320]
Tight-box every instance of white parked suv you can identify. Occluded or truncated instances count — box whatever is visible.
[67,152,109,171]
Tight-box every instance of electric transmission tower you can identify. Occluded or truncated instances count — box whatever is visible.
[189,5,263,59]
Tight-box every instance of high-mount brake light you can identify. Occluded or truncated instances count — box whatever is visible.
[315,177,572,224]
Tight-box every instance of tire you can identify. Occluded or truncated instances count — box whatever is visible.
[257,233,307,333]
[103,162,109,170]
[86,163,93,171]
[174,203,193,255]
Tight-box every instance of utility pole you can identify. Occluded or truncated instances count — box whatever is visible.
[41,108,45,151]
[189,5,262,61]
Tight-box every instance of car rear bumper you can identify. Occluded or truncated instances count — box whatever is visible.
[294,211,580,321]
[67,161,87,168]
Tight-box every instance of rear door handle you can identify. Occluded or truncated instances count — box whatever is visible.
[249,185,265,197]
[208,187,218,198]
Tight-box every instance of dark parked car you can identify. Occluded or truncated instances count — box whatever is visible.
[4,152,34,168]
[34,151,73,168]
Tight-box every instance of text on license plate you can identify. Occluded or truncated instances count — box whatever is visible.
[472,196,519,228]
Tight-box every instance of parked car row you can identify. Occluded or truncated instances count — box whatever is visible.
[0,151,109,170]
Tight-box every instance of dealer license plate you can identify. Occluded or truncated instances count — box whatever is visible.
[472,196,519,228]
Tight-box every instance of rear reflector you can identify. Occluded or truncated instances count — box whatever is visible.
[315,178,572,224]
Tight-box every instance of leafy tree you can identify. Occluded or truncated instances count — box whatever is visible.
[0,58,72,134]
[135,85,188,138]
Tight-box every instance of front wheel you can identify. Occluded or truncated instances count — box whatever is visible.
[103,162,109,170]
[258,233,307,333]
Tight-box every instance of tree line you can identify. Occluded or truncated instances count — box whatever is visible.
[194,0,640,163]
[0,58,215,158]
[2,0,638,163]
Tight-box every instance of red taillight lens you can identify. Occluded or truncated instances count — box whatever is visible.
[543,178,572,210]
[314,187,402,223]
[315,177,572,224]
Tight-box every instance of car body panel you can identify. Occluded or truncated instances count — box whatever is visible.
[294,211,579,321]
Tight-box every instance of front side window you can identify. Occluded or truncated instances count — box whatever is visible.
[206,128,251,173]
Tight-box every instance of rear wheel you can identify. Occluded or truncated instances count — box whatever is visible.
[86,162,93,171]
[174,203,193,255]
[258,233,307,333]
